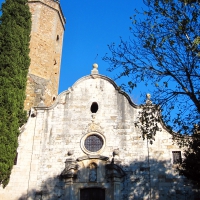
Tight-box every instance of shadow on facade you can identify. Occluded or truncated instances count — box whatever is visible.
[124,159,196,200]
[18,157,199,200]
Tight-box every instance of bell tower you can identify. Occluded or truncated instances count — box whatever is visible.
[24,0,66,111]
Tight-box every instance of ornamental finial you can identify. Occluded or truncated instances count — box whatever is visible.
[91,63,99,74]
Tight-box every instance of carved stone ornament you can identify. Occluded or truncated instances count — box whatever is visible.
[89,163,97,182]
[113,149,120,157]
[91,63,99,75]
[105,163,126,180]
[60,158,79,180]
[145,93,152,105]
[77,155,109,161]
[86,122,103,133]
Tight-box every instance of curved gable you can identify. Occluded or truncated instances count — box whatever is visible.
[43,74,139,111]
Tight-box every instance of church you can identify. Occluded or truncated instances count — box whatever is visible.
[0,0,199,199]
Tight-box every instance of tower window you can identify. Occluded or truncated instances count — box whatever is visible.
[172,151,182,164]
[90,102,98,113]
[56,35,59,41]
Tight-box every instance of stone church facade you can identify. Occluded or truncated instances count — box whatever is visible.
[0,0,199,200]
[0,65,199,200]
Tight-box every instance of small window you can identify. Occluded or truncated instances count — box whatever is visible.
[90,102,98,113]
[172,151,182,164]
[56,35,59,41]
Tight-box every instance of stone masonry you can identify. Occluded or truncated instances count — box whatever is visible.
[24,0,66,111]
[0,65,199,200]
[0,0,199,199]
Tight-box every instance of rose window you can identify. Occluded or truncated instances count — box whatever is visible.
[84,135,103,152]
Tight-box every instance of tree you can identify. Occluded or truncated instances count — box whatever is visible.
[103,0,200,135]
[179,125,200,186]
[134,93,162,144]
[103,0,200,185]
[0,0,31,187]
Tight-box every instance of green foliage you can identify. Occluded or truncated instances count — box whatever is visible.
[0,0,31,187]
[103,0,200,185]
[135,95,161,144]
[103,0,200,135]
[179,125,200,186]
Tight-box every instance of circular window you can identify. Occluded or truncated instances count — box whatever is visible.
[85,135,103,152]
[81,132,105,155]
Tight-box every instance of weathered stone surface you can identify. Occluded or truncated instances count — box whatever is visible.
[1,73,199,200]
[0,1,199,199]
[24,0,65,111]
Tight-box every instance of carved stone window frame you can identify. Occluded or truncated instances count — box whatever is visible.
[81,132,106,155]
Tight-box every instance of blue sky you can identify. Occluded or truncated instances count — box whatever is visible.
[0,0,146,103]
[59,0,146,103]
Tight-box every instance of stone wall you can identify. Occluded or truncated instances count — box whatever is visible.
[0,72,199,200]
[24,0,66,111]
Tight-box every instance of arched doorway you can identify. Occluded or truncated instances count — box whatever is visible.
[80,188,105,200]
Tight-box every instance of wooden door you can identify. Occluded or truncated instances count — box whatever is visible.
[80,188,105,200]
